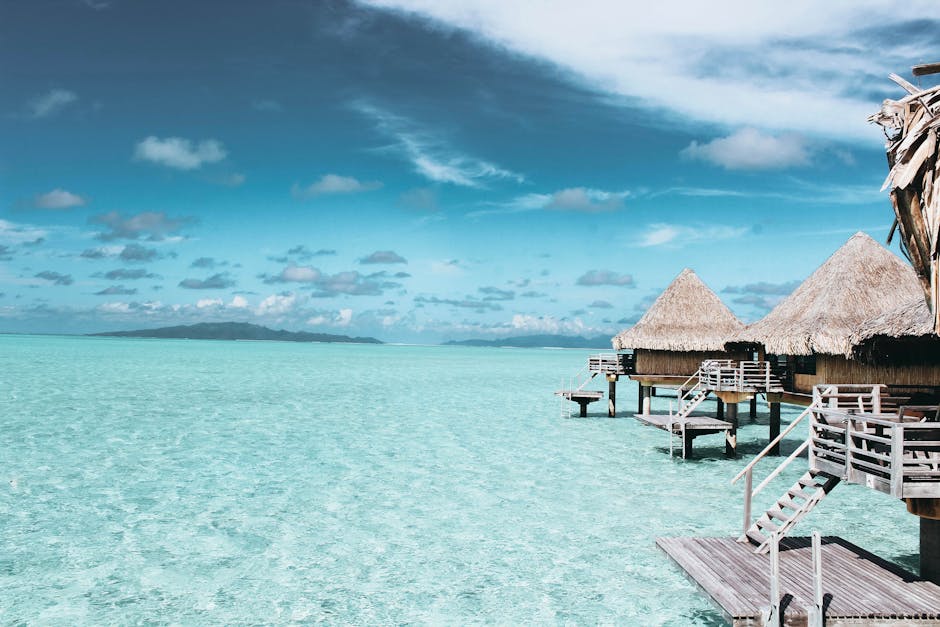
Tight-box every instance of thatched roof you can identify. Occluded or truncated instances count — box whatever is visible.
[729,232,922,357]
[849,296,940,364]
[612,268,743,351]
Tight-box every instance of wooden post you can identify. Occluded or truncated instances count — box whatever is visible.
[810,531,824,627]
[607,375,617,417]
[642,385,651,415]
[922,517,940,585]
[683,429,694,460]
[742,468,753,539]
[716,398,724,419]
[769,402,781,456]
[749,396,758,421]
[726,402,739,458]
[637,382,644,415]
[650,386,657,397]
[578,400,589,418]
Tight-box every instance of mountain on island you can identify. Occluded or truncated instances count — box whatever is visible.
[444,334,613,349]
[90,322,382,344]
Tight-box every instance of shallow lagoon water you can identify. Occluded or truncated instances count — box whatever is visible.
[0,335,920,625]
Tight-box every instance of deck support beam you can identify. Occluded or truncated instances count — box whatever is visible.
[716,398,724,419]
[725,403,738,458]
[768,402,781,456]
[749,396,757,421]
[642,385,651,415]
[607,375,617,417]
[637,382,644,415]
[683,430,694,460]
[923,517,940,585]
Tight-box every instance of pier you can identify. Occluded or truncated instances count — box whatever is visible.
[633,359,785,458]
[666,384,940,624]
[659,535,940,626]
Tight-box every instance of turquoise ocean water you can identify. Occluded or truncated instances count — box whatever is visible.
[0,335,921,625]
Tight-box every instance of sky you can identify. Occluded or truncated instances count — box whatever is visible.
[1,1,939,343]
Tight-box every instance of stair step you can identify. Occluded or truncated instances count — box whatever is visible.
[756,518,781,534]
[746,529,767,546]
[777,496,801,511]
[786,487,810,500]
[765,506,792,522]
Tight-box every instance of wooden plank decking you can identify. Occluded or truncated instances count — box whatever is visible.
[658,535,940,626]
[635,413,732,433]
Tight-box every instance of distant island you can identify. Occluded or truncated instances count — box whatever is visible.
[444,334,613,349]
[89,322,382,344]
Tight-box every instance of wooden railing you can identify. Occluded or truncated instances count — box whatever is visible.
[587,352,635,375]
[699,359,780,392]
[732,388,831,537]
[809,385,940,499]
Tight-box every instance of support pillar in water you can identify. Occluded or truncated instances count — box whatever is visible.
[607,375,618,417]
[725,402,739,458]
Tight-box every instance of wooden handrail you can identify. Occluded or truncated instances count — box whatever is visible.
[731,391,829,485]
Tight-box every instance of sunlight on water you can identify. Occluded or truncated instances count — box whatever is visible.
[0,335,919,624]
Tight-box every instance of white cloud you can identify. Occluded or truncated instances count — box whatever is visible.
[430,259,464,275]
[29,89,77,118]
[681,128,810,170]
[292,174,382,198]
[196,298,223,308]
[473,187,629,217]
[281,265,321,283]
[34,189,86,210]
[230,295,249,308]
[256,293,297,316]
[355,102,524,187]
[637,223,748,247]
[307,308,354,327]
[0,219,48,244]
[359,1,936,143]
[134,136,228,170]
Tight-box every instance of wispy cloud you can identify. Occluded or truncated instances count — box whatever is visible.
[636,223,748,247]
[33,189,87,210]
[179,273,237,290]
[681,128,810,170]
[292,174,383,198]
[354,102,524,187]
[28,89,77,118]
[35,270,73,286]
[576,270,634,287]
[90,211,193,241]
[360,2,937,142]
[360,250,407,264]
[471,187,629,217]
[133,136,227,170]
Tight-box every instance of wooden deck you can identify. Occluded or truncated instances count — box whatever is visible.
[635,413,732,433]
[658,535,940,626]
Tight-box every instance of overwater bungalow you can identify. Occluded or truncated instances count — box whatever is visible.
[659,68,940,625]
[612,268,747,414]
[728,232,935,403]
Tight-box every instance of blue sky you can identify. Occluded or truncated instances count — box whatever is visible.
[1,1,939,342]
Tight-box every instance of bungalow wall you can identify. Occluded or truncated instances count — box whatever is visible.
[792,354,940,394]
[635,349,749,376]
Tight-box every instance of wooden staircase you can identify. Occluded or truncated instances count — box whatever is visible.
[674,386,709,421]
[743,469,841,554]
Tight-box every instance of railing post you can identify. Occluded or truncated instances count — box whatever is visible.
[844,416,853,481]
[891,425,905,497]
[743,468,753,539]
[764,530,781,627]
[872,385,882,414]
[809,530,824,627]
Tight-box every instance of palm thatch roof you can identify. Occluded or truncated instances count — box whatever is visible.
[729,232,922,357]
[612,268,743,351]
[849,296,940,365]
